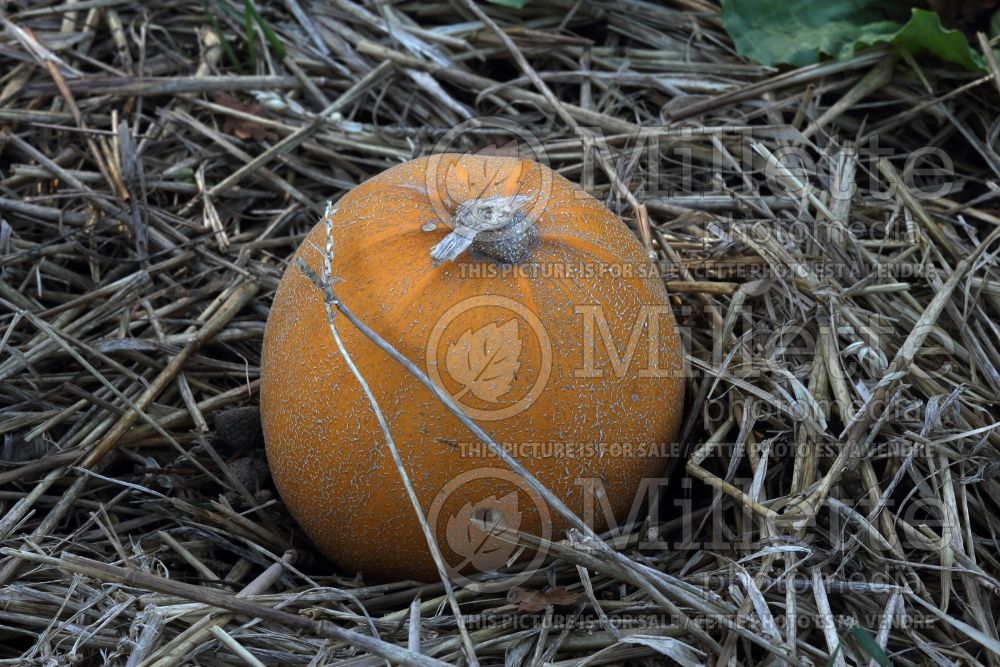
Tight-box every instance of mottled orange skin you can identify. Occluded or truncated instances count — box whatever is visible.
[261,154,684,581]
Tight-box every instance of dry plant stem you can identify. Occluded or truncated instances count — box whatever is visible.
[878,159,962,261]
[13,74,315,99]
[208,626,265,667]
[143,571,300,667]
[167,108,322,215]
[293,261,597,541]
[457,4,656,249]
[355,40,641,135]
[298,232,730,656]
[801,56,893,139]
[120,380,262,445]
[40,51,119,196]
[0,449,79,486]
[462,0,575,130]
[429,196,533,264]
[158,529,219,581]
[789,223,1000,516]
[298,213,479,667]
[407,596,422,653]
[482,522,775,658]
[80,280,259,468]
[0,282,258,586]
[0,306,189,551]
[667,49,886,121]
[4,5,1000,664]
[207,62,393,198]
[2,549,448,667]
[977,31,1000,98]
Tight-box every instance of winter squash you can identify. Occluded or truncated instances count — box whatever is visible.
[260,153,684,582]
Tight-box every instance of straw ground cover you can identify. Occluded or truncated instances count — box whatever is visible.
[2,0,1000,664]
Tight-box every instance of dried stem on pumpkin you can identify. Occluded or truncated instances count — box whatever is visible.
[296,204,479,666]
[295,219,602,544]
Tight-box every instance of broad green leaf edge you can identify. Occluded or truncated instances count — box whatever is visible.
[721,0,992,71]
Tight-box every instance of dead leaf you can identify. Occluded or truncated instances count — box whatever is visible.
[507,586,583,612]
[214,93,276,142]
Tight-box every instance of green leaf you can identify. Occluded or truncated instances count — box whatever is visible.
[487,0,528,7]
[720,0,888,68]
[854,8,984,71]
[823,639,843,667]
[721,0,985,71]
[243,0,286,61]
[204,0,244,74]
[243,0,257,71]
[848,625,892,667]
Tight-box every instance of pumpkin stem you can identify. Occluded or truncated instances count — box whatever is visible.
[430,195,537,265]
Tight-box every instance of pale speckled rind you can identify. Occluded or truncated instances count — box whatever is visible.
[260,154,685,581]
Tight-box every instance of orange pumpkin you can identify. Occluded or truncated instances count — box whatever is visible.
[261,154,684,582]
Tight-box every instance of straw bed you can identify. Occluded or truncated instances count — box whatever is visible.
[2,1,1000,665]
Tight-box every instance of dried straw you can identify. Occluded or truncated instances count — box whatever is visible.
[2,1,1000,665]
